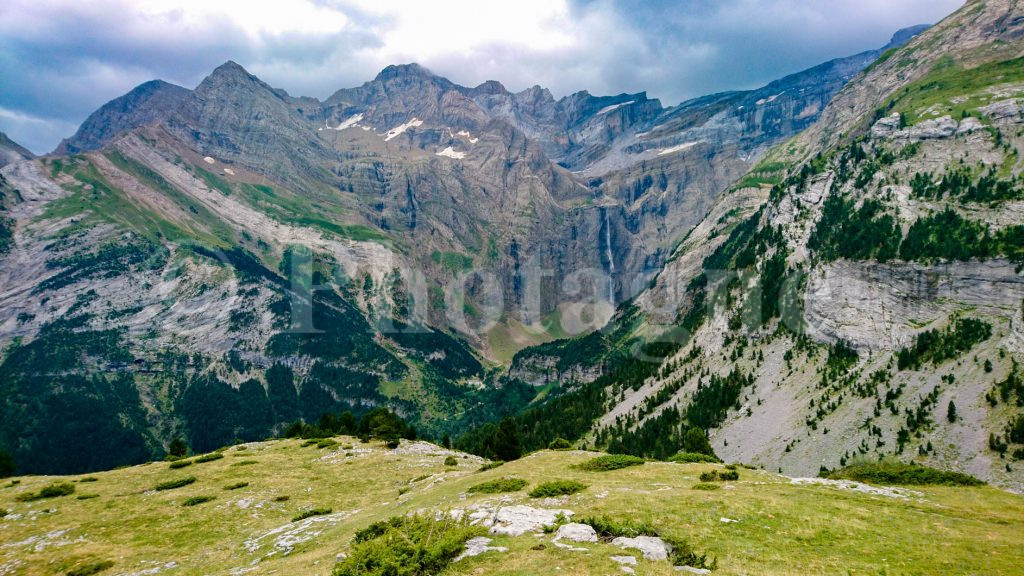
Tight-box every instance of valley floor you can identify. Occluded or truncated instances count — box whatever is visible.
[1,439,1022,575]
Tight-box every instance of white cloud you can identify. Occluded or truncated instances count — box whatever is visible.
[0,0,966,153]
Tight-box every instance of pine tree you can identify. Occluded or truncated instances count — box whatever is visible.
[492,417,522,461]
[168,436,189,458]
[946,400,958,423]
[0,449,14,478]
[682,427,715,456]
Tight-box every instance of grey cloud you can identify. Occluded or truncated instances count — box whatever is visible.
[0,0,963,154]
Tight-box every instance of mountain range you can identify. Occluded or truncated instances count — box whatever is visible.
[0,0,1022,501]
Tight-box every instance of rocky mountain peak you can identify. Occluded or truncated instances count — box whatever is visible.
[374,62,437,82]
[195,60,274,97]
[52,78,191,155]
[470,79,510,96]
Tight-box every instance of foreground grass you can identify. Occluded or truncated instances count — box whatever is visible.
[0,440,1022,575]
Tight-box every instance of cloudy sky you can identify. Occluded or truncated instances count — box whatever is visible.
[1,0,963,154]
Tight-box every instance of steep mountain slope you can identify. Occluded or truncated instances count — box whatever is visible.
[0,132,33,169]
[501,0,1024,490]
[0,29,923,475]
[0,439,1021,576]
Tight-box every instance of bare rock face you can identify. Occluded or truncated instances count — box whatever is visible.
[554,523,599,543]
[612,535,672,560]
[0,132,33,168]
[804,259,1024,351]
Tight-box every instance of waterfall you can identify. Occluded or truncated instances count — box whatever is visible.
[604,207,615,304]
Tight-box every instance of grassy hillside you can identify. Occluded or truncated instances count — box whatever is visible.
[1,439,1021,575]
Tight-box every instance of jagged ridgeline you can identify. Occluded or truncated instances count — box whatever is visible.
[489,0,1024,490]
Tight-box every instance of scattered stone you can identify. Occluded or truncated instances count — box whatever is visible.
[203,156,216,164]
[676,565,712,574]
[243,510,357,556]
[470,505,574,536]
[553,541,588,552]
[790,477,922,499]
[719,517,739,523]
[611,535,672,561]
[455,536,508,561]
[611,555,637,565]
[554,523,598,543]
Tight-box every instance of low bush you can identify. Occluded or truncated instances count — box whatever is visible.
[548,438,573,450]
[574,454,645,472]
[692,483,721,490]
[182,495,216,507]
[0,508,7,517]
[273,495,290,502]
[169,460,193,469]
[668,452,721,464]
[826,461,984,486]
[154,477,197,491]
[231,460,258,467]
[719,470,739,481]
[76,493,100,500]
[317,439,339,449]
[224,482,249,491]
[333,515,484,576]
[78,477,99,483]
[528,480,588,498]
[443,455,459,466]
[663,535,714,570]
[478,461,504,472]
[16,482,75,501]
[577,515,658,539]
[467,477,529,494]
[301,439,319,447]
[66,560,114,576]
[292,507,332,522]
[699,469,739,482]
[194,453,224,464]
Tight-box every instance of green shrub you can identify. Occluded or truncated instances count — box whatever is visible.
[663,535,713,570]
[719,470,739,481]
[699,470,739,482]
[16,482,75,501]
[478,461,504,472]
[194,453,224,464]
[224,482,249,491]
[443,455,459,466]
[66,560,114,576]
[76,493,100,500]
[548,438,573,450]
[301,439,319,447]
[692,483,721,490]
[528,480,588,498]
[317,439,339,449]
[273,495,290,502]
[169,460,194,469]
[78,477,99,483]
[182,495,216,507]
[467,477,529,494]
[574,454,645,472]
[231,460,258,467]
[333,515,484,576]
[826,461,984,486]
[669,452,721,464]
[154,477,197,491]
[292,507,332,522]
[577,515,657,539]
[0,508,7,517]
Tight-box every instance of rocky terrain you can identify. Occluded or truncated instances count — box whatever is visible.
[0,19,931,476]
[508,0,1024,490]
